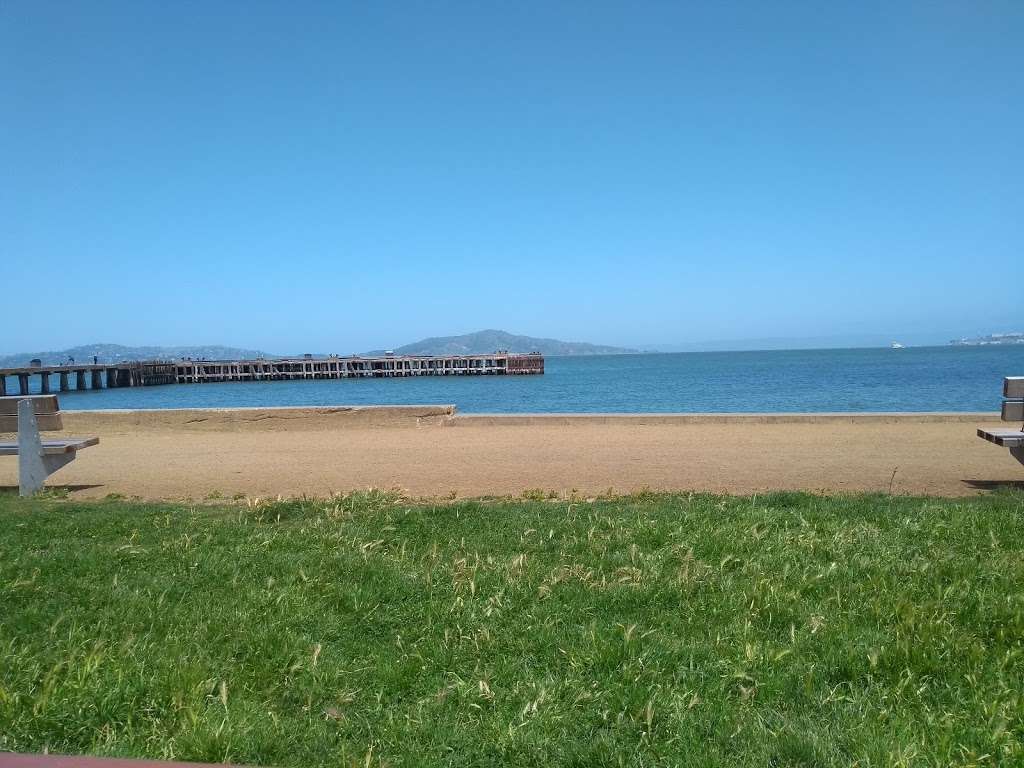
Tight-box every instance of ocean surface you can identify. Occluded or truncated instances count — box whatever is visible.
[5,346,1023,413]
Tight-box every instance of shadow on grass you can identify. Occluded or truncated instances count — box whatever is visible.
[0,484,106,497]
[963,479,1024,492]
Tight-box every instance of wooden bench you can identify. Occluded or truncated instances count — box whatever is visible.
[977,376,1024,466]
[0,395,99,496]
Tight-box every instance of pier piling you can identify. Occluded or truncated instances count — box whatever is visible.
[76,370,87,390]
[59,371,69,392]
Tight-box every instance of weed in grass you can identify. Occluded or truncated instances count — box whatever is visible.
[31,487,70,500]
[521,488,548,502]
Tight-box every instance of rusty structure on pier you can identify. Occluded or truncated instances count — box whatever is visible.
[0,353,544,395]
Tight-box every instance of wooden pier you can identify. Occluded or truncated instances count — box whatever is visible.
[174,352,543,383]
[0,353,543,395]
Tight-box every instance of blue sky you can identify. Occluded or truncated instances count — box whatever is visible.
[2,1,1021,354]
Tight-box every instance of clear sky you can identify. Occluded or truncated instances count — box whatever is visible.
[2,1,1022,354]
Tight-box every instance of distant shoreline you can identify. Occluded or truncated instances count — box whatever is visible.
[6,340,1024,367]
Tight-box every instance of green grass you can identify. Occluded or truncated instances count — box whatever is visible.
[2,490,1023,767]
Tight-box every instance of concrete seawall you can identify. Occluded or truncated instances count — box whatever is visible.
[450,412,995,426]
[59,405,456,433]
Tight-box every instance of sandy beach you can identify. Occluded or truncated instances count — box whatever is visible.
[2,406,1019,499]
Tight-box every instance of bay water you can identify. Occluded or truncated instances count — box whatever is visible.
[6,346,1023,413]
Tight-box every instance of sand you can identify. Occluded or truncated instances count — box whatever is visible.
[1,406,1019,499]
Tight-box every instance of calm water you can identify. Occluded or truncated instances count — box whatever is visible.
[5,346,1023,413]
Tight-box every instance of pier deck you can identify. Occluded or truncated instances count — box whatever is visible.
[0,353,544,395]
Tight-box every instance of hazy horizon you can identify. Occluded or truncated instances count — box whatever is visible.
[3,326,1021,360]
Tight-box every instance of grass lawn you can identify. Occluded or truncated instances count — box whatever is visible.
[1,490,1023,767]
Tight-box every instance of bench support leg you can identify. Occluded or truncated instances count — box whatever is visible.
[18,401,45,496]
[17,400,76,497]
[1011,447,1024,468]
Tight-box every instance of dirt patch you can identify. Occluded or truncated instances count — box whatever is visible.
[1,409,1017,499]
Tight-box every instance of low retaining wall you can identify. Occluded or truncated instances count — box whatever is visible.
[60,405,456,432]
[449,412,997,426]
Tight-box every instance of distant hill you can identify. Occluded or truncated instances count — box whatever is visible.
[1,331,634,367]
[0,344,273,367]
[367,330,638,357]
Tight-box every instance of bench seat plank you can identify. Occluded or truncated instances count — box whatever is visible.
[0,437,99,457]
[0,414,64,431]
[977,428,1024,448]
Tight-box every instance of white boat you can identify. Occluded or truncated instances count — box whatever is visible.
[891,342,905,349]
